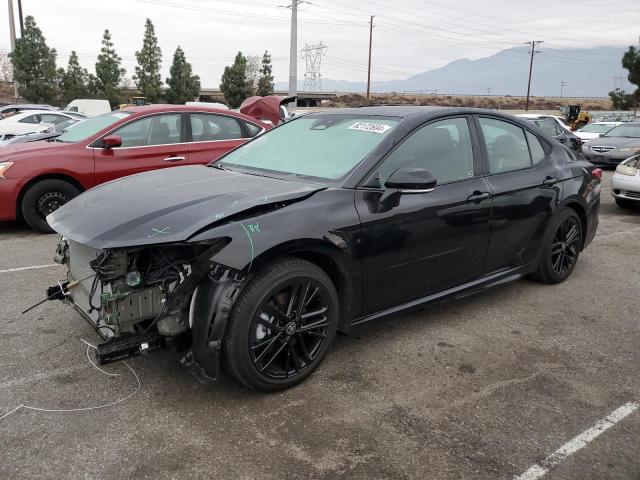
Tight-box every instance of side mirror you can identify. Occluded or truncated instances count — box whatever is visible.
[102,134,122,148]
[384,167,437,192]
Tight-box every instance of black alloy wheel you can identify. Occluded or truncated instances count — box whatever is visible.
[224,257,338,391]
[550,216,580,276]
[250,279,331,379]
[531,208,582,284]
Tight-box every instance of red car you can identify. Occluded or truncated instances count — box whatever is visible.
[0,104,272,232]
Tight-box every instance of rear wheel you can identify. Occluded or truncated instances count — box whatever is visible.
[21,179,80,233]
[531,208,582,284]
[224,257,338,391]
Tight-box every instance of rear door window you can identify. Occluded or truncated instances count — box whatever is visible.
[190,114,244,141]
[479,117,533,174]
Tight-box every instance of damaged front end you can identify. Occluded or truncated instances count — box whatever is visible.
[51,236,240,370]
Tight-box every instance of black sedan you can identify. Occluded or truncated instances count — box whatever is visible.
[47,106,601,391]
[524,117,583,153]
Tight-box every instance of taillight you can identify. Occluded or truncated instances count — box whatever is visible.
[591,168,602,181]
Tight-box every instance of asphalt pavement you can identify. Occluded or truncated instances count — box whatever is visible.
[1,169,639,479]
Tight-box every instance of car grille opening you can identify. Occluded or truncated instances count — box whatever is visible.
[590,146,615,153]
[623,190,640,199]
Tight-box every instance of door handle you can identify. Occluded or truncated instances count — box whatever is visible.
[543,176,558,186]
[466,191,491,202]
[164,156,185,162]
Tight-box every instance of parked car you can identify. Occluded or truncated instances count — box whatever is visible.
[575,122,622,142]
[0,118,82,147]
[523,117,582,152]
[0,105,271,232]
[582,123,640,166]
[0,112,55,140]
[611,154,640,208]
[64,99,111,117]
[46,106,601,391]
[0,110,87,141]
[516,113,571,131]
[0,103,59,118]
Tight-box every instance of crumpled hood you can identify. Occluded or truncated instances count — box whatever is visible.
[584,136,640,148]
[48,165,324,249]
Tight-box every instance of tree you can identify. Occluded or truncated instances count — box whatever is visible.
[9,16,58,103]
[134,18,163,102]
[622,46,640,113]
[245,55,261,96]
[0,48,12,83]
[256,50,274,96]
[60,51,90,103]
[165,46,200,104]
[95,29,125,107]
[608,88,635,110]
[220,52,250,108]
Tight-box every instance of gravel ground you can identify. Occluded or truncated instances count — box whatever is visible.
[0,169,638,480]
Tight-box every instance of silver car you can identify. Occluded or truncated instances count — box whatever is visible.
[583,123,640,166]
[612,154,640,208]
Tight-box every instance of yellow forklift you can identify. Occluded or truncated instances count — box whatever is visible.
[118,96,148,109]
[560,105,592,131]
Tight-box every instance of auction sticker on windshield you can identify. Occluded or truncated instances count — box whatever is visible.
[348,122,392,134]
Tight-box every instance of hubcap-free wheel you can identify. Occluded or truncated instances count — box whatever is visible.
[37,191,69,218]
[250,279,331,379]
[550,217,580,276]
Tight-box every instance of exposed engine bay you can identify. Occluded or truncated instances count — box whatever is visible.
[51,236,234,366]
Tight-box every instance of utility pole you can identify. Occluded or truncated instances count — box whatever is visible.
[560,81,566,99]
[287,0,306,111]
[487,87,491,96]
[8,0,18,99]
[525,40,543,111]
[17,0,23,35]
[366,15,374,101]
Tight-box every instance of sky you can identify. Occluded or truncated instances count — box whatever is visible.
[1,0,639,89]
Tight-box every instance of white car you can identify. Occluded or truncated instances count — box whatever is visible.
[516,113,571,131]
[575,122,623,142]
[0,110,82,140]
[612,154,640,209]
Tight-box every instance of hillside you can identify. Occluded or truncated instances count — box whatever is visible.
[277,46,629,97]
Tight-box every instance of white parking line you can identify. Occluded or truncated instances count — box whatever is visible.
[514,402,639,480]
[0,264,57,274]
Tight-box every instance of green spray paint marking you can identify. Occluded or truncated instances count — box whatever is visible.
[234,222,255,272]
[148,227,172,238]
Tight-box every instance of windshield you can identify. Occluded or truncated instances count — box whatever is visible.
[579,124,616,134]
[218,115,399,181]
[603,124,640,138]
[56,111,131,143]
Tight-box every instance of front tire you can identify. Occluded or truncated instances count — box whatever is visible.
[21,179,80,233]
[531,208,583,284]
[224,257,338,391]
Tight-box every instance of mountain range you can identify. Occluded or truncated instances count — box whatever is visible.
[276,46,630,97]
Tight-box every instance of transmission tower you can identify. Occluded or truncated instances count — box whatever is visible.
[300,41,328,92]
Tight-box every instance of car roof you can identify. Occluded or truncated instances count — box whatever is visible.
[305,105,516,120]
[3,110,68,119]
[124,104,239,114]
[121,104,267,125]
